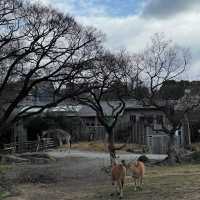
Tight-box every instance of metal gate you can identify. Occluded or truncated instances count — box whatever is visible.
[4,138,57,153]
[147,135,169,154]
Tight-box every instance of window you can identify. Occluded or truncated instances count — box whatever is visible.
[156,115,163,125]
[140,116,145,122]
[146,115,153,124]
[86,122,95,127]
[130,115,136,122]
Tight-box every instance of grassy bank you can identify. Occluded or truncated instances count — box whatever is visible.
[88,164,200,200]
[0,165,11,200]
[70,141,146,153]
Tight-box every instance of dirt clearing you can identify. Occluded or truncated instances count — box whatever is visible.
[1,154,200,200]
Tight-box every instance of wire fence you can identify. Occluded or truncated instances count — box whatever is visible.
[3,138,57,153]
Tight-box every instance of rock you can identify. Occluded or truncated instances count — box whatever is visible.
[16,152,56,164]
[18,152,55,160]
[0,154,29,164]
[182,151,200,163]
[0,152,55,164]
[137,155,149,163]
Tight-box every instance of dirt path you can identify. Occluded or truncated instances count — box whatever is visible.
[3,156,111,200]
[48,149,167,160]
[1,151,166,200]
[5,160,200,200]
[3,151,199,200]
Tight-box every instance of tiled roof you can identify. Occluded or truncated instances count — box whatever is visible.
[18,99,156,117]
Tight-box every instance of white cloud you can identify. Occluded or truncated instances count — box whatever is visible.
[30,0,50,5]
[29,0,200,80]
[30,0,75,14]
[76,11,200,80]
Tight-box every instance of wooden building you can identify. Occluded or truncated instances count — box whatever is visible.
[8,99,185,154]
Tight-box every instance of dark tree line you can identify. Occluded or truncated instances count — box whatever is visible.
[0,1,198,164]
[130,34,198,163]
[76,51,132,162]
[0,0,103,134]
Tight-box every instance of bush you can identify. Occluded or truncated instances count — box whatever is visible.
[190,151,200,162]
[142,145,150,153]
[137,155,149,163]
[190,143,200,152]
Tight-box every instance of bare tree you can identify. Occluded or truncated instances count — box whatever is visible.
[133,33,193,163]
[76,51,132,163]
[0,0,103,135]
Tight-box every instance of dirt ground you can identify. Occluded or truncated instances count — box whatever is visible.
[2,156,111,200]
[1,154,200,200]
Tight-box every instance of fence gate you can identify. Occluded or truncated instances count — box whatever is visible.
[87,126,106,141]
[4,138,58,153]
[147,135,169,154]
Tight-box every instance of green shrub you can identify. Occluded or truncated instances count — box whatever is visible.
[190,151,200,162]
[137,155,149,163]
[0,191,10,199]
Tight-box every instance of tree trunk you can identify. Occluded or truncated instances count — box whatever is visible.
[166,134,181,165]
[184,114,191,147]
[107,130,116,165]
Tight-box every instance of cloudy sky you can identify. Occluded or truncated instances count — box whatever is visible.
[33,0,200,80]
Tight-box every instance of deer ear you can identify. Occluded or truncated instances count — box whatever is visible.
[121,160,126,165]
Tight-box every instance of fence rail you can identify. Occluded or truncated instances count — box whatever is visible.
[3,138,58,153]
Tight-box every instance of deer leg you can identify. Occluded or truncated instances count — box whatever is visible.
[36,144,39,152]
[59,138,63,151]
[134,178,137,191]
[115,181,119,195]
[63,137,67,152]
[60,139,63,147]
[110,181,116,196]
[68,137,71,153]
[139,177,143,190]
[118,181,123,198]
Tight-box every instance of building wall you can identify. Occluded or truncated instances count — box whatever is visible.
[77,109,173,153]
[79,116,106,141]
[11,101,186,154]
[118,109,184,154]
[13,119,27,144]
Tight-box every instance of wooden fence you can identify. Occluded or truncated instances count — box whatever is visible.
[3,138,57,153]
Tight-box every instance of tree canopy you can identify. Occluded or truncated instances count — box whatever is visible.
[0,0,103,134]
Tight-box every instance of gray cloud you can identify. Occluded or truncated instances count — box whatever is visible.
[142,0,200,19]
[29,0,200,80]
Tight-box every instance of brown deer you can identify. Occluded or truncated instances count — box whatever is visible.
[111,160,126,198]
[123,160,145,191]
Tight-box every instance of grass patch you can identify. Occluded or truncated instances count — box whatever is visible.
[71,141,107,152]
[0,165,10,174]
[0,165,12,200]
[0,191,10,200]
[190,143,200,152]
[70,141,146,153]
[87,164,200,200]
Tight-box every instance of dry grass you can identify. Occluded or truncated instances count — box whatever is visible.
[4,160,200,200]
[0,165,10,173]
[70,141,146,153]
[70,141,108,152]
[0,165,13,199]
[88,164,200,200]
[190,143,200,152]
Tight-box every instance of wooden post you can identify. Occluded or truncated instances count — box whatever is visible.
[184,114,191,147]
